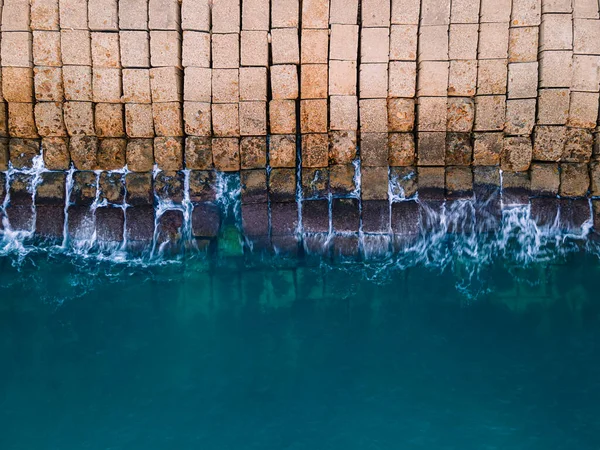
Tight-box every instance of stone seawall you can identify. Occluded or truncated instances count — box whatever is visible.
[2,0,600,246]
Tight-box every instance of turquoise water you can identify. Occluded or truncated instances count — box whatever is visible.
[1,243,600,449]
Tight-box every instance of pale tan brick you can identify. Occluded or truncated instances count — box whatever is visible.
[301,64,328,99]
[32,31,61,67]
[183,101,211,136]
[389,61,416,97]
[123,69,151,103]
[2,0,31,31]
[95,103,124,137]
[537,89,570,125]
[270,65,298,99]
[2,67,34,102]
[474,95,506,131]
[271,28,300,65]
[477,59,508,95]
[330,0,358,24]
[389,25,417,61]
[509,27,539,63]
[420,0,451,26]
[329,24,359,61]
[212,103,239,137]
[1,32,33,67]
[450,0,480,23]
[508,62,538,99]
[478,23,509,59]
[511,0,541,26]
[211,33,240,69]
[182,0,210,31]
[362,0,391,27]
[59,0,87,30]
[239,102,267,135]
[573,18,600,54]
[302,0,329,28]
[449,24,478,60]
[568,91,599,128]
[505,99,536,135]
[418,25,449,61]
[212,0,241,33]
[120,31,150,68]
[539,51,572,88]
[242,0,270,30]
[34,101,66,136]
[60,30,90,66]
[92,68,122,103]
[540,14,573,51]
[392,0,421,25]
[329,60,357,96]
[480,0,511,22]
[301,29,328,64]
[150,31,181,67]
[34,66,64,101]
[359,63,388,98]
[573,0,599,18]
[8,103,38,137]
[88,0,118,31]
[388,98,414,132]
[152,102,183,136]
[269,100,296,134]
[182,31,210,67]
[361,27,390,63]
[125,103,154,137]
[241,31,269,67]
[63,101,95,135]
[149,67,182,102]
[330,96,357,131]
[119,0,148,30]
[31,0,59,30]
[272,0,299,28]
[418,61,449,96]
[212,69,239,103]
[300,99,327,133]
[572,55,600,91]
[91,32,120,68]
[62,66,92,101]
[183,67,211,102]
[148,0,180,31]
[240,67,267,101]
[417,97,447,131]
[448,60,477,96]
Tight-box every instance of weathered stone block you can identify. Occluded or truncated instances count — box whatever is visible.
[389,24,417,61]
[212,137,240,171]
[418,25,449,61]
[560,163,590,197]
[359,99,388,133]
[417,132,445,166]
[240,136,267,169]
[302,167,329,198]
[241,169,267,204]
[270,28,300,66]
[329,131,356,164]
[154,137,183,170]
[300,99,328,133]
[183,101,211,136]
[42,136,69,169]
[270,65,298,100]
[329,96,357,131]
[125,172,153,206]
[418,61,449,96]
[539,51,572,88]
[361,132,389,166]
[33,31,61,66]
[91,32,120,68]
[417,166,445,200]
[188,170,216,202]
[182,31,210,68]
[211,33,240,69]
[60,30,90,66]
[568,92,599,129]
[301,29,329,64]
[119,31,150,68]
[449,24,478,60]
[447,98,474,133]
[212,103,239,137]
[530,162,560,196]
[537,89,570,125]
[269,100,296,134]
[391,200,419,235]
[508,62,538,98]
[63,101,94,136]
[448,60,477,97]
[332,198,359,232]
[301,0,329,28]
[34,101,66,137]
[420,0,451,25]
[301,64,328,99]
[95,103,124,137]
[154,170,184,203]
[1,0,31,31]
[445,132,472,166]
[362,200,390,235]
[389,133,415,166]
[35,205,64,238]
[361,0,390,26]
[477,59,508,95]
[505,99,536,136]
[269,168,296,202]
[70,171,97,206]
[69,136,98,170]
[302,199,328,233]
[563,127,593,162]
[445,166,472,199]
[301,133,328,167]
[478,22,509,59]
[97,138,126,170]
[182,68,212,103]
[326,164,353,194]
[362,166,388,200]
[192,202,221,238]
[99,172,124,204]
[388,98,414,132]
[152,102,183,136]
[92,68,122,103]
[269,135,296,167]
[126,138,154,172]
[62,66,92,102]
[1,31,33,67]
[241,31,269,67]
[181,0,210,31]
[58,0,87,29]
[212,68,239,103]
[328,60,357,96]
[392,0,421,25]
[3,67,34,102]
[241,202,268,237]
[31,0,60,30]
[148,0,181,30]
[329,24,358,61]
[509,27,539,63]
[184,136,212,169]
[417,97,447,132]
[474,95,506,132]
[150,67,182,103]
[572,55,600,92]
[150,31,181,68]
[8,103,38,138]
[88,0,118,30]
[34,66,63,102]
[125,103,154,138]
[122,69,151,103]
[361,27,390,63]
[239,67,267,102]
[511,0,541,26]
[119,0,148,30]
[388,61,416,98]
[9,138,39,168]
[540,13,573,51]
[533,126,566,161]
[501,137,532,172]
[96,207,124,242]
[211,0,240,33]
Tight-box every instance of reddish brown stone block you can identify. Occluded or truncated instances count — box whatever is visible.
[95,103,125,137]
[389,133,415,166]
[62,66,92,102]
[125,103,154,138]
[126,138,154,172]
[240,136,267,169]
[154,137,183,170]
[185,136,212,170]
[301,133,328,168]
[300,99,327,133]
[34,66,63,102]
[8,103,38,138]
[212,103,239,137]
[329,130,357,164]
[269,135,296,168]
[212,137,240,172]
[183,102,211,136]
[97,138,126,170]
[152,102,183,137]
[69,136,98,170]
[34,101,66,137]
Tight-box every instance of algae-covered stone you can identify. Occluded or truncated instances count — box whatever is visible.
[388,133,415,166]
[241,202,268,237]
[271,202,298,235]
[530,162,560,196]
[184,136,212,170]
[328,131,356,165]
[473,132,502,166]
[97,138,126,170]
[191,202,221,238]
[99,172,124,204]
[9,138,40,169]
[563,127,593,162]
[188,170,217,203]
[391,200,419,235]
[240,136,267,169]
[390,166,417,199]
[9,173,33,205]
[269,134,296,168]
[417,167,445,201]
[36,172,66,205]
[157,209,183,244]
[533,125,565,161]
[126,139,154,173]
[154,137,183,170]
[446,132,472,166]
[154,170,184,203]
[445,166,473,199]
[125,172,153,206]
[362,200,390,233]
[301,167,329,199]
[69,136,98,170]
[361,166,388,200]
[0,138,8,170]
[332,198,359,232]
[240,169,267,204]
[35,205,64,238]
[328,164,355,196]
[559,163,590,198]
[502,171,530,205]
[501,136,532,172]
[71,171,97,206]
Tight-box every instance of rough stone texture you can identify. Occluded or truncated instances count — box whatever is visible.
[301,134,328,168]
[126,139,154,172]
[240,136,267,169]
[389,133,415,166]
[530,163,560,196]
[97,138,126,170]
[445,166,472,199]
[154,137,183,170]
[185,136,212,169]
[69,136,98,170]
[361,166,388,200]
[417,132,445,166]
[329,131,357,164]
[563,128,593,162]
[42,137,69,169]
[473,132,502,166]
[212,137,240,171]
[501,137,533,172]
[270,135,296,168]
[446,133,472,166]
[560,163,590,198]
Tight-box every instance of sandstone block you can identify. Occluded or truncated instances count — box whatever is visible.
[269,100,296,134]
[272,0,299,28]
[69,136,98,170]
[329,60,357,96]
[418,61,449,96]
[152,102,183,136]
[417,26,448,63]
[150,31,181,67]
[63,101,94,135]
[572,55,600,92]
[123,69,151,103]
[445,166,473,199]
[417,97,447,132]
[59,0,87,30]
[361,132,389,166]
[154,137,183,170]
[530,163,560,195]
[537,89,570,125]
[508,62,538,98]
[239,102,267,136]
[568,92,599,129]
[501,137,532,171]
[359,99,387,133]
[212,137,240,171]
[300,99,327,133]
[148,0,180,30]
[389,133,415,166]
[301,133,328,167]
[183,102,211,136]
[32,31,61,67]
[91,32,120,68]
[149,67,183,102]
[3,67,34,102]
[478,23,509,59]
[539,51,572,88]
[119,0,148,30]
[241,169,268,203]
[92,68,122,103]
[474,96,506,131]
[182,31,211,67]
[8,138,39,167]
[97,138,126,170]
[560,163,590,197]
[480,0,511,22]
[449,24,478,60]
[359,63,388,98]
[241,31,269,67]
[1,32,33,67]
[445,132,472,165]
[95,103,124,137]
[301,64,328,99]
[42,136,69,169]
[34,66,63,102]
[301,29,329,64]
[563,127,593,162]
[239,67,267,101]
[361,166,388,201]
[591,162,600,196]
[473,132,502,166]
[212,69,239,103]
[270,28,300,65]
[533,126,566,161]
[388,98,414,132]
[89,0,118,30]
[540,14,573,51]
[271,65,298,99]
[329,24,359,61]
[181,0,210,31]
[125,103,154,137]
[126,138,154,172]
[60,30,91,66]
[509,27,539,63]
[212,0,241,33]
[389,25,417,61]
[62,66,92,101]
[211,33,240,69]
[448,60,477,97]
[125,172,153,206]
[361,27,390,63]
[241,0,270,30]
[31,0,60,30]
[34,101,66,136]
[362,0,391,26]
[330,96,357,131]
[447,98,475,133]
[477,59,508,95]
[211,103,239,136]
[240,136,267,169]
[184,136,212,169]
[329,130,356,164]
[329,0,358,24]
[388,61,416,98]
[269,168,296,202]
[328,164,354,195]
[120,31,150,68]
[573,18,600,54]
[302,0,329,29]
[99,172,125,204]
[505,99,536,135]
[269,134,296,167]
[392,0,421,25]
[511,0,541,26]
[420,0,451,25]
[2,0,32,31]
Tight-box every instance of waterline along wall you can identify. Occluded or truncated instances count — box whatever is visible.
[2,0,600,253]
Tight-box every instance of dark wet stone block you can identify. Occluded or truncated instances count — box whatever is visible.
[502,171,530,206]
[192,202,221,238]
[391,200,419,235]
[446,132,472,166]
[242,202,268,237]
[189,170,217,202]
[9,173,33,205]
[593,199,600,232]
[332,198,359,232]
[269,168,296,203]
[67,206,95,240]
[99,172,125,204]
[0,211,4,231]
[126,205,155,241]
[0,172,6,204]
[241,169,267,204]
[35,205,64,238]
[271,202,298,236]
[362,200,390,233]
[302,167,329,199]
[71,171,97,206]
[95,207,124,242]
[530,198,559,228]
[36,172,66,205]
[445,166,473,200]
[154,170,184,203]
[417,167,445,201]
[125,172,153,206]
[302,199,329,233]
[5,205,34,231]
[271,235,299,255]
[328,165,354,196]
[157,209,184,243]
[389,166,417,199]
[9,138,40,169]
[473,166,501,200]
[559,199,590,231]
[303,233,331,256]
[333,234,360,259]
